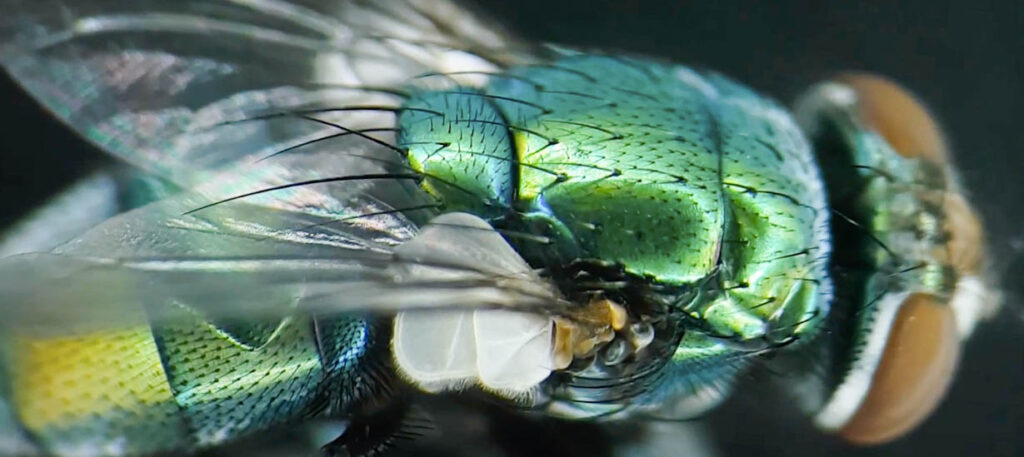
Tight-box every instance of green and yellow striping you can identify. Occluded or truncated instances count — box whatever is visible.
[7,327,192,455]
[2,309,355,455]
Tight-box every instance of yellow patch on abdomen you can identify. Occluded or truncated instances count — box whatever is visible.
[7,327,176,431]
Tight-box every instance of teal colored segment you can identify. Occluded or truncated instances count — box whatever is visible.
[152,308,326,447]
[314,316,389,414]
[641,331,749,411]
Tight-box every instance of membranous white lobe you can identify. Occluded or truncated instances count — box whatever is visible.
[394,311,479,391]
[473,309,553,391]
[392,213,557,399]
[393,308,553,396]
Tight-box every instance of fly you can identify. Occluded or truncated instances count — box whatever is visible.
[0,1,1001,456]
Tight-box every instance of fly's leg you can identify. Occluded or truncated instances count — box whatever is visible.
[320,398,421,457]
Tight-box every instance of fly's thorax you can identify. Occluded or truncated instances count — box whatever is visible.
[396,88,516,219]
[790,74,996,444]
[396,55,833,417]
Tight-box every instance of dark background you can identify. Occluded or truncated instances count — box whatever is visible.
[1,1,1021,456]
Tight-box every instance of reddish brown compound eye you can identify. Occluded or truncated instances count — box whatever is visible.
[838,293,960,445]
[838,73,949,164]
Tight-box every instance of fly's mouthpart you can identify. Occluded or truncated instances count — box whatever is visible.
[551,297,657,373]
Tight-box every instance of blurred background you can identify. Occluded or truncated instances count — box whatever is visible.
[1,1,1021,456]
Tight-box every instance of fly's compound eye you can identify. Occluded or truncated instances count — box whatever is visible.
[837,73,949,163]
[836,293,960,445]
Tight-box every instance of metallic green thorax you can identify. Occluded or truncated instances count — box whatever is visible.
[399,55,833,409]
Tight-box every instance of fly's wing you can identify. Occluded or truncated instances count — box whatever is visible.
[0,172,562,456]
[0,0,557,331]
[0,0,536,187]
[0,3,562,454]
[0,184,562,336]
[0,0,540,264]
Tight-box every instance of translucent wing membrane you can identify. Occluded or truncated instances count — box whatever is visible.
[0,0,533,186]
[0,0,563,334]
[0,196,563,334]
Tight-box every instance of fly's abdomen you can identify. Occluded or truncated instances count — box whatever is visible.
[151,312,326,448]
[2,309,382,456]
[4,326,193,456]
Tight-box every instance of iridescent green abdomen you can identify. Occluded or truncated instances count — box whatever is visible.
[1,311,384,456]
[398,55,833,414]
